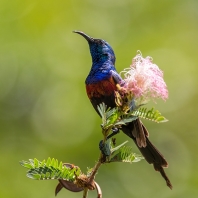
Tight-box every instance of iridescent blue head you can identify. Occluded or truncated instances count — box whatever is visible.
[73,31,116,65]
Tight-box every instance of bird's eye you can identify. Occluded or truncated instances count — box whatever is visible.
[96,39,103,45]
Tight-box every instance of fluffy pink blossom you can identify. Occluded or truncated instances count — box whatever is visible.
[122,51,168,104]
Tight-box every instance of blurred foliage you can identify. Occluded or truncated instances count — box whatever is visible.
[0,0,198,197]
[20,158,81,181]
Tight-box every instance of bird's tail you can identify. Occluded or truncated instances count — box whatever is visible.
[121,118,173,189]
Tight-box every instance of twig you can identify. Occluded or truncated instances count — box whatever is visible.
[83,188,89,198]
[88,130,109,183]
[83,130,109,198]
[88,154,102,183]
[95,182,102,198]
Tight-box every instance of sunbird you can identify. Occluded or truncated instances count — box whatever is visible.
[74,31,172,189]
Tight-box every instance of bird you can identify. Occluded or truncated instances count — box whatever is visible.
[73,30,172,189]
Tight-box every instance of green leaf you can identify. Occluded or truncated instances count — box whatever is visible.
[97,103,107,126]
[27,173,41,180]
[111,141,128,154]
[106,107,117,119]
[29,159,35,167]
[40,159,45,167]
[106,113,119,127]
[51,158,55,167]
[20,161,34,169]
[34,158,39,168]
[115,116,138,126]
[46,172,51,178]
[97,104,121,129]
[50,170,56,179]
[46,157,51,166]
[131,107,168,123]
[74,166,81,177]
[86,167,93,177]
[55,159,58,169]
[59,161,63,170]
[109,145,144,163]
[20,158,81,181]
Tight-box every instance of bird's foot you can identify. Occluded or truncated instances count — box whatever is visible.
[107,127,120,139]
[99,140,111,158]
[99,128,120,162]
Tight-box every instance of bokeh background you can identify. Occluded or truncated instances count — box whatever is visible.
[0,0,198,197]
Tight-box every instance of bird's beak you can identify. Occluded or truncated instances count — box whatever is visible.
[73,30,94,43]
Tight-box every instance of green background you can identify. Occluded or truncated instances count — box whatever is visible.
[0,0,198,197]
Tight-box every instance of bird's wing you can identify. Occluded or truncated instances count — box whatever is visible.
[109,70,125,86]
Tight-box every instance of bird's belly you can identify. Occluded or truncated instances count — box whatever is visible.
[86,77,117,99]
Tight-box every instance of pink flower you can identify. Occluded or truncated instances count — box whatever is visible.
[121,51,168,105]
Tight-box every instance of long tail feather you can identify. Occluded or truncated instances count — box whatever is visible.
[121,119,172,189]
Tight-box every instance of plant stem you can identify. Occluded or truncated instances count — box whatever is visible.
[88,154,102,183]
[88,130,109,182]
[83,131,109,198]
[83,188,89,198]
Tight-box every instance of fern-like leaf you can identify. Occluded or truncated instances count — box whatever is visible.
[115,116,138,126]
[131,107,168,123]
[98,103,120,130]
[97,103,108,126]
[20,158,81,181]
[105,108,119,128]
[110,146,143,163]
[110,141,128,154]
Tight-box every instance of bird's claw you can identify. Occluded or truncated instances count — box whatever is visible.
[99,140,111,157]
[98,128,120,160]
[107,127,120,139]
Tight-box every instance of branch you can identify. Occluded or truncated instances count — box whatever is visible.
[20,103,145,198]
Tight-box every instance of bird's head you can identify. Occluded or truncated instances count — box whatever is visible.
[73,31,116,64]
